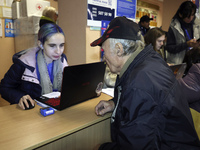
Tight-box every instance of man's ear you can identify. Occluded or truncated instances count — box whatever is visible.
[37,41,43,49]
[115,43,124,56]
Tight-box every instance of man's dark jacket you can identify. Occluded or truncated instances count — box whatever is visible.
[100,45,200,150]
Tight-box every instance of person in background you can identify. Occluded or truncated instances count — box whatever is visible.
[138,15,153,36]
[144,27,166,58]
[103,65,117,88]
[39,6,58,27]
[165,1,200,65]
[179,47,200,113]
[0,23,68,110]
[91,16,200,150]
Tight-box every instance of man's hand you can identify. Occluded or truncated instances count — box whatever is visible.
[95,100,115,116]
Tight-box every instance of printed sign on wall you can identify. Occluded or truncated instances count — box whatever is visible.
[87,0,116,27]
[5,19,14,37]
[100,20,110,61]
[117,0,137,19]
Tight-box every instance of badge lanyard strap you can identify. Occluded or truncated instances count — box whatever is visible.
[184,28,193,40]
[183,26,193,50]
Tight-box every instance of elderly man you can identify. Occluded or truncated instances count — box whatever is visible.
[91,17,200,150]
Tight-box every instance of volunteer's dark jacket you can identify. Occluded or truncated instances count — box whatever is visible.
[0,48,68,104]
[99,45,200,150]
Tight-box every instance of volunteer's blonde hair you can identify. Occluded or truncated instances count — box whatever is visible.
[42,6,57,21]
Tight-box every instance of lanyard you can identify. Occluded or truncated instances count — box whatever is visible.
[185,28,192,40]
[182,26,193,41]
[36,52,40,81]
[182,26,193,51]
[47,62,54,84]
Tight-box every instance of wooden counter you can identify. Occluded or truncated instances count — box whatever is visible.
[0,93,112,150]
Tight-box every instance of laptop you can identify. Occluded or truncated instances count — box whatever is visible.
[169,63,186,79]
[36,61,106,110]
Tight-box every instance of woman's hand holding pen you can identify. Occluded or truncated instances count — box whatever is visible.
[187,38,200,48]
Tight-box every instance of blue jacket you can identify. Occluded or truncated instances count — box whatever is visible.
[0,47,68,104]
[99,45,200,150]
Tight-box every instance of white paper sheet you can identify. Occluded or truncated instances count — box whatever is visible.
[3,7,11,18]
[6,0,12,7]
[102,88,114,97]
[0,0,4,6]
[34,92,61,111]
[42,92,61,98]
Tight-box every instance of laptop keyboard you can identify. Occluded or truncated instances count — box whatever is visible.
[45,98,60,107]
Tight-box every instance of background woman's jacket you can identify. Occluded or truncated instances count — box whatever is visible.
[165,17,200,64]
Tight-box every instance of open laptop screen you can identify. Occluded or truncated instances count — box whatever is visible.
[36,62,106,110]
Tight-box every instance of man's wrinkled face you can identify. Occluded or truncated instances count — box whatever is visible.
[101,39,121,74]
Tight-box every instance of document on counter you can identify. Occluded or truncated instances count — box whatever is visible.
[42,92,61,98]
[102,88,114,97]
